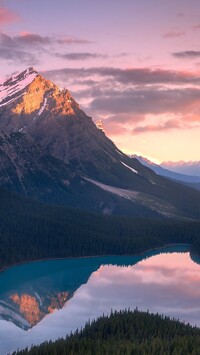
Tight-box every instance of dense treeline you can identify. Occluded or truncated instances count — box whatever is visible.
[0,188,200,270]
[12,309,200,355]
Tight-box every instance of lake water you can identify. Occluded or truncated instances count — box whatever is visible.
[1,245,200,354]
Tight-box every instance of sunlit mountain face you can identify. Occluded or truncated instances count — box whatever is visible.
[0,67,80,139]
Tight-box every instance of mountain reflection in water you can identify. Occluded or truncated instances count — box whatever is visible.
[1,244,200,355]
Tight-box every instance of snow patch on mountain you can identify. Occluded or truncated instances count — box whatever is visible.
[84,177,139,200]
[84,178,177,218]
[33,98,47,120]
[121,161,138,174]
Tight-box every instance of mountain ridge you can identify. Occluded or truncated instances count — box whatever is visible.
[161,160,200,177]
[133,155,200,184]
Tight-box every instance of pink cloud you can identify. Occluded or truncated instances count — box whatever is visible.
[0,6,18,25]
[17,32,51,46]
[103,122,129,136]
[56,35,91,45]
[191,24,200,30]
[132,119,183,135]
[163,31,186,38]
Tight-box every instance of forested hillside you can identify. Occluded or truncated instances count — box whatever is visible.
[12,309,200,355]
[0,187,200,270]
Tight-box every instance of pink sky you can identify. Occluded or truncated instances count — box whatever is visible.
[0,0,200,161]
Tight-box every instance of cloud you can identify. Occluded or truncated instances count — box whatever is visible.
[132,119,182,135]
[44,66,200,86]
[0,6,19,25]
[0,32,90,65]
[104,122,130,136]
[163,31,186,38]
[56,36,91,45]
[0,33,51,51]
[89,86,200,135]
[43,66,200,135]
[106,113,145,124]
[16,32,52,46]
[0,47,38,64]
[0,32,90,49]
[103,113,145,137]
[173,50,200,59]
[191,24,200,30]
[0,33,40,64]
[90,87,200,115]
[55,52,107,61]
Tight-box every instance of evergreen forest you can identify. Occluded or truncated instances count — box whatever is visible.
[12,309,200,355]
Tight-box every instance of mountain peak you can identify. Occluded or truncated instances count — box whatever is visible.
[19,66,38,76]
[0,67,39,107]
[0,67,82,136]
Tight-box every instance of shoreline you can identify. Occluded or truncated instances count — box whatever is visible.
[0,243,191,275]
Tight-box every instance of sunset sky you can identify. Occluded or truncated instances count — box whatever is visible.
[1,0,200,162]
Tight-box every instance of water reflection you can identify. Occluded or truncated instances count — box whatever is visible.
[0,245,188,330]
[1,244,200,354]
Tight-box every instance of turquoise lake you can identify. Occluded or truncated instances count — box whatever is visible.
[1,244,200,354]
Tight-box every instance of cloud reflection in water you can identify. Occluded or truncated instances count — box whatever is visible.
[1,249,200,354]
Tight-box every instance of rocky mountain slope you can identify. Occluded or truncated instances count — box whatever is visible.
[1,67,200,219]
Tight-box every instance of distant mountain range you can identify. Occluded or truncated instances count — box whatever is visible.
[160,161,200,177]
[133,155,200,191]
[1,67,200,220]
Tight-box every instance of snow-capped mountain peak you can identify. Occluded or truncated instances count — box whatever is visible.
[0,67,38,106]
[0,67,80,135]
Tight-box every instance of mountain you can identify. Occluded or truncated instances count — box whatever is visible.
[161,161,200,177]
[1,67,200,219]
[0,68,156,185]
[134,155,200,184]
[134,155,200,193]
